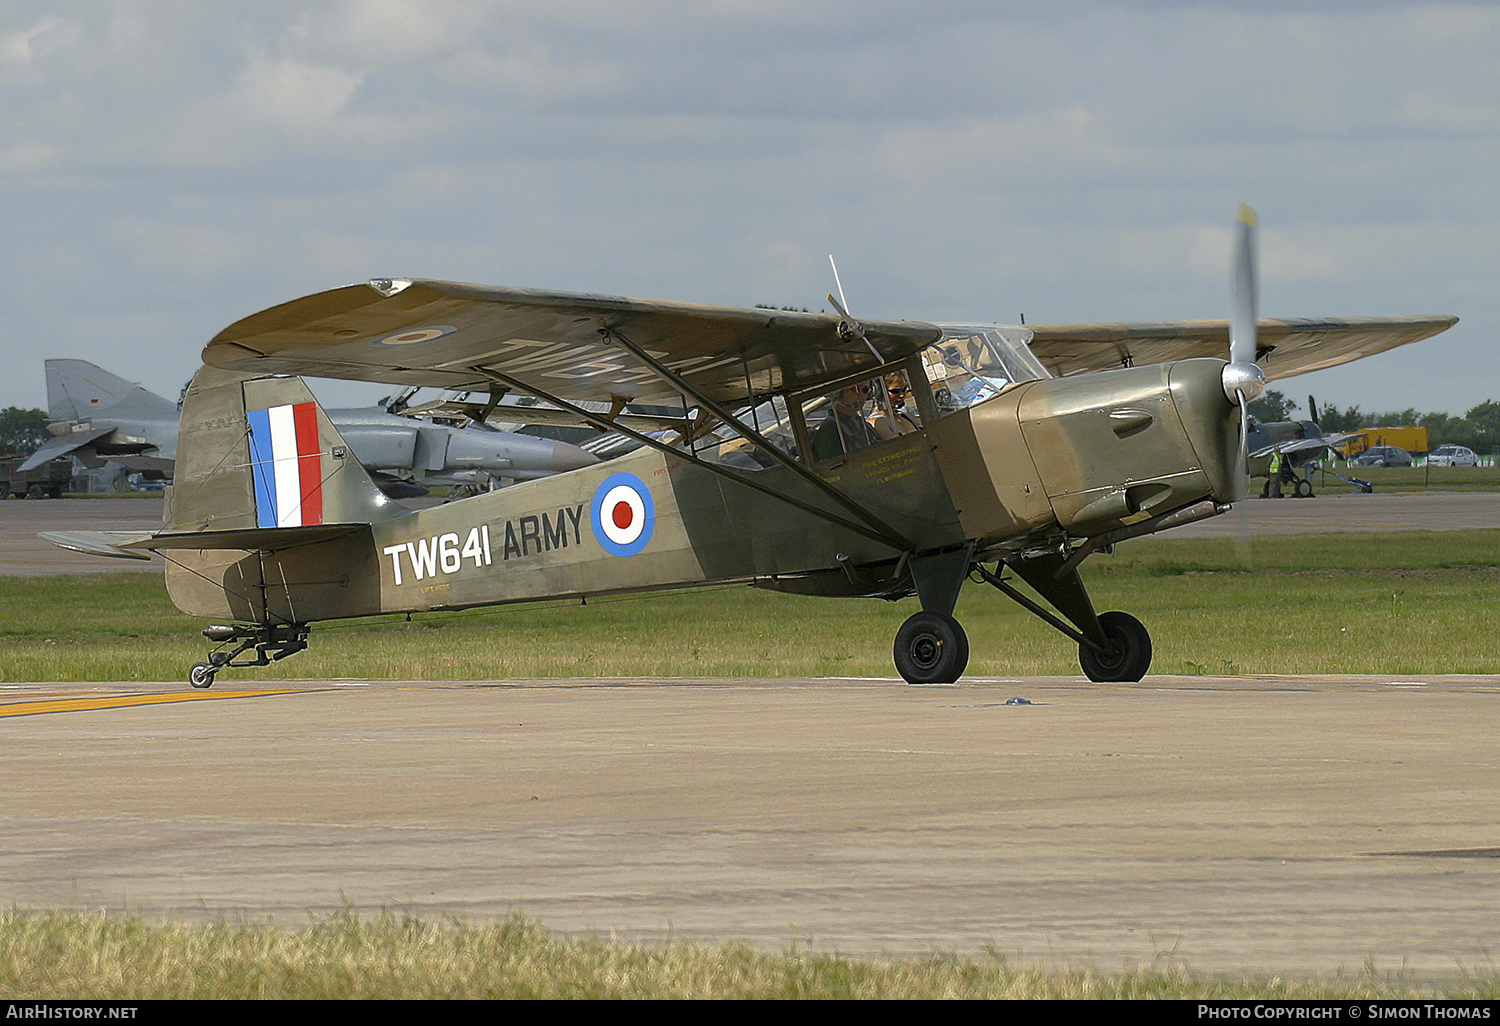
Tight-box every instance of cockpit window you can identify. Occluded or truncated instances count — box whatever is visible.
[925,325,1050,415]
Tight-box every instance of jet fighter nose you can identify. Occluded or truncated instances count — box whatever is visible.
[550,438,600,472]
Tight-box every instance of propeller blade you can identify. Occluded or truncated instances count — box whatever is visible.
[828,255,852,317]
[1230,203,1258,368]
[1233,389,1251,503]
[1224,204,1265,506]
[1222,204,1267,409]
[825,256,885,363]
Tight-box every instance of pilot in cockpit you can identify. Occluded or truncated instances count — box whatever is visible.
[812,382,881,460]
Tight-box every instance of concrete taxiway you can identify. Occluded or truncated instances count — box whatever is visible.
[2,673,1498,978]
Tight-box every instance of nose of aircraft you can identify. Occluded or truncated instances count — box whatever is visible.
[1169,358,1246,506]
[549,437,601,472]
[443,429,601,476]
[1004,358,1244,536]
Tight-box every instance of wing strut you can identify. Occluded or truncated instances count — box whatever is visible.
[597,325,915,550]
[462,362,914,553]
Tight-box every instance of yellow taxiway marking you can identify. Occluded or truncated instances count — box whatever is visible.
[0,689,322,718]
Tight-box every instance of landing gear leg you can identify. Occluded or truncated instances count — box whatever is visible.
[973,550,1154,682]
[189,623,310,688]
[892,548,974,685]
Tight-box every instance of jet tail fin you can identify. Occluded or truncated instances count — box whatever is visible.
[45,359,177,421]
[165,365,406,534]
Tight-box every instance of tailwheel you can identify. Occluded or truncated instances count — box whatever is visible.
[893,611,969,684]
[192,622,310,686]
[1078,611,1152,683]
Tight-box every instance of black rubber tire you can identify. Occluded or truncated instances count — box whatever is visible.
[1079,611,1152,683]
[893,611,970,684]
[189,663,217,689]
[1294,478,1313,498]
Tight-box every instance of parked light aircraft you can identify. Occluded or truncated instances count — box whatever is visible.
[1247,397,1365,497]
[20,359,598,495]
[41,208,1456,687]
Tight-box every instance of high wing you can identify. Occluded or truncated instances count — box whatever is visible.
[1023,315,1458,380]
[204,279,942,406]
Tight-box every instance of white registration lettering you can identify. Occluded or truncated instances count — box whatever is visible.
[385,526,494,585]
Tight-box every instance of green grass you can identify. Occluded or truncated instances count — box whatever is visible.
[1310,464,1500,493]
[4,530,1499,681]
[1,909,1494,1000]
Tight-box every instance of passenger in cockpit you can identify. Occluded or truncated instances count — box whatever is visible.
[869,373,921,440]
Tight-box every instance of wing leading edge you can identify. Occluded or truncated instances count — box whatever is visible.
[1023,315,1458,380]
[205,279,943,408]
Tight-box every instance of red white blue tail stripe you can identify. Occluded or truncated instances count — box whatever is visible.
[247,402,324,528]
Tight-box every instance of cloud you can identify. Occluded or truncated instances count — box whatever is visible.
[0,15,60,65]
[233,56,363,127]
[0,140,60,173]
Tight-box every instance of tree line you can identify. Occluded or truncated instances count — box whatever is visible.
[0,407,48,455]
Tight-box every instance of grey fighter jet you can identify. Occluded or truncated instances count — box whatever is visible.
[20,360,598,494]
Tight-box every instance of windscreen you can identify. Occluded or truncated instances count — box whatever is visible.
[924,325,1050,413]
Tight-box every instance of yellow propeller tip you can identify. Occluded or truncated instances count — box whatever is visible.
[1237,203,1258,227]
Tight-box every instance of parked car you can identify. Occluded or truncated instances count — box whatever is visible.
[1426,445,1478,467]
[1353,446,1412,468]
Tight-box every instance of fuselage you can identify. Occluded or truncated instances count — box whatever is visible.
[163,357,1242,625]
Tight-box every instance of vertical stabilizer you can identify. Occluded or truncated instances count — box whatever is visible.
[165,365,406,533]
[45,359,177,422]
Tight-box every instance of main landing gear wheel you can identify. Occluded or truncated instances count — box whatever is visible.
[893,611,969,684]
[1078,611,1152,683]
[189,663,217,689]
[1294,478,1314,498]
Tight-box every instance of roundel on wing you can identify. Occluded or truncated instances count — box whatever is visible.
[590,472,656,557]
[370,325,457,347]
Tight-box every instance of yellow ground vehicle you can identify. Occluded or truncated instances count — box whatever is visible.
[1340,426,1428,458]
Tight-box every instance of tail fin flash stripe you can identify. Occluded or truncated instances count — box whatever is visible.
[247,402,324,528]
[293,401,323,526]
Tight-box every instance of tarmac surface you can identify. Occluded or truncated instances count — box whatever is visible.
[2,493,1498,978]
[0,496,164,575]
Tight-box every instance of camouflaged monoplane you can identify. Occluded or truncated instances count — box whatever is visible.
[42,208,1456,687]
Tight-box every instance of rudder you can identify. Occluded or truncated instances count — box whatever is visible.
[166,365,404,533]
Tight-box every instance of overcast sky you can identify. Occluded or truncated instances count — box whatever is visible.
[3,0,1495,420]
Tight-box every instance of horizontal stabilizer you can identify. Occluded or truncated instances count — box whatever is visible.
[133,523,365,551]
[40,523,367,562]
[19,426,116,472]
[38,530,155,560]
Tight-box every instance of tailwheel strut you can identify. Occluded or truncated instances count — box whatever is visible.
[972,556,1153,683]
[190,623,311,688]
